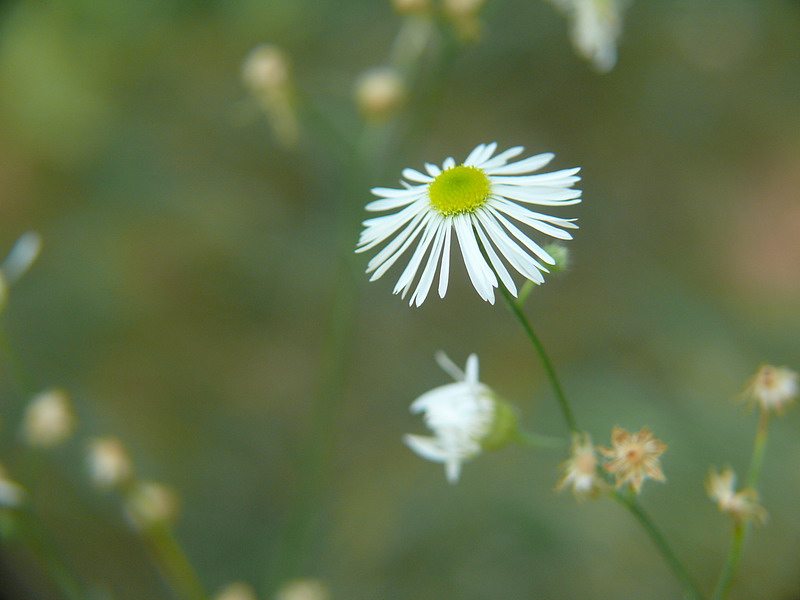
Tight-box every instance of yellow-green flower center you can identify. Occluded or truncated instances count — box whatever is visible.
[428,165,491,216]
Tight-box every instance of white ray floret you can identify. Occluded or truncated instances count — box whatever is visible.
[356,143,581,306]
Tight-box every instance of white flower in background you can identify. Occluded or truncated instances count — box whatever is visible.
[0,231,42,310]
[357,143,581,306]
[551,0,628,73]
[404,352,515,483]
[556,432,605,500]
[275,579,330,600]
[743,364,798,415]
[22,388,76,448]
[124,481,179,530]
[706,466,767,525]
[87,436,134,490]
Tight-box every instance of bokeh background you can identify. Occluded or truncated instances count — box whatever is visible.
[1,0,800,598]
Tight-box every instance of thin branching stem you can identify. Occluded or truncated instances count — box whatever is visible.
[710,409,771,600]
[499,286,579,433]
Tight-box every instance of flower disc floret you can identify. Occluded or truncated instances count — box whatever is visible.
[428,165,491,216]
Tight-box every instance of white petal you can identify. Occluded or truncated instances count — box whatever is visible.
[463,144,486,167]
[370,185,426,198]
[404,434,448,463]
[358,199,428,254]
[464,354,480,385]
[435,351,466,381]
[473,214,518,296]
[2,232,42,284]
[367,210,432,279]
[438,222,452,298]
[365,191,427,212]
[478,210,547,282]
[445,458,462,484]
[425,162,442,177]
[492,184,582,205]
[492,200,575,240]
[410,220,447,306]
[454,215,497,304]
[473,142,498,167]
[402,168,434,183]
[486,205,562,262]
[489,167,581,186]
[486,153,554,175]
[479,146,525,170]
[393,215,441,296]
[443,157,456,170]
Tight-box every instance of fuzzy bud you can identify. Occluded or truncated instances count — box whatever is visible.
[22,388,76,448]
[87,437,134,490]
[275,580,329,600]
[355,67,406,122]
[125,481,179,530]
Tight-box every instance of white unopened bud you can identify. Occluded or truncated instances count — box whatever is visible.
[1,232,42,285]
[125,481,179,530]
[22,388,76,448]
[242,45,290,94]
[215,582,258,600]
[242,44,298,147]
[391,0,430,14]
[0,463,26,508]
[275,580,329,600]
[355,67,406,122]
[87,437,134,490]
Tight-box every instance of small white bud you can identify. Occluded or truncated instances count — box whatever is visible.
[1,232,42,285]
[275,580,329,600]
[391,0,430,14]
[0,463,26,508]
[242,45,290,94]
[87,437,134,490]
[22,388,76,448]
[215,582,258,600]
[125,481,179,530]
[354,67,406,122]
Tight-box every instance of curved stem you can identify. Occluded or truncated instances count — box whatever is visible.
[612,491,705,600]
[139,524,209,600]
[710,409,771,600]
[515,429,567,448]
[499,286,578,433]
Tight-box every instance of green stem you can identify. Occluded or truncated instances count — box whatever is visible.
[140,525,209,600]
[0,322,36,396]
[514,429,567,448]
[499,286,578,433]
[710,409,771,600]
[613,491,705,600]
[6,508,89,600]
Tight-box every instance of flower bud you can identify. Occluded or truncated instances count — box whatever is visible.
[22,388,76,448]
[275,580,329,600]
[544,243,571,274]
[87,437,134,490]
[354,67,406,122]
[242,44,298,147]
[443,0,486,40]
[125,481,179,530]
[0,463,26,508]
[1,232,42,285]
[743,365,798,415]
[215,582,258,600]
[391,0,430,15]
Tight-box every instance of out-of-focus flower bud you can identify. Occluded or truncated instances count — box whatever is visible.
[443,0,486,40]
[87,437,134,490]
[215,582,258,600]
[275,580,329,600]
[22,388,76,448]
[391,0,430,15]
[1,232,42,285]
[544,243,571,274]
[125,481,179,530]
[0,463,26,508]
[355,67,406,122]
[242,44,298,147]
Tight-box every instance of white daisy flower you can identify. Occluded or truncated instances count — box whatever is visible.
[356,143,581,306]
[404,352,506,483]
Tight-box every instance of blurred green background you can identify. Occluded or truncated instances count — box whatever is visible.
[1,0,800,598]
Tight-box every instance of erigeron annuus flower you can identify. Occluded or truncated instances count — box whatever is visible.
[550,0,628,73]
[743,364,798,415]
[87,437,134,490]
[706,466,767,525]
[356,143,581,306]
[22,388,76,448]
[556,432,605,500]
[404,352,517,483]
[599,426,667,494]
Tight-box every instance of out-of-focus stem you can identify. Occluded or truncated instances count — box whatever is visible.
[499,286,579,433]
[613,491,705,600]
[710,410,771,600]
[138,524,209,600]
